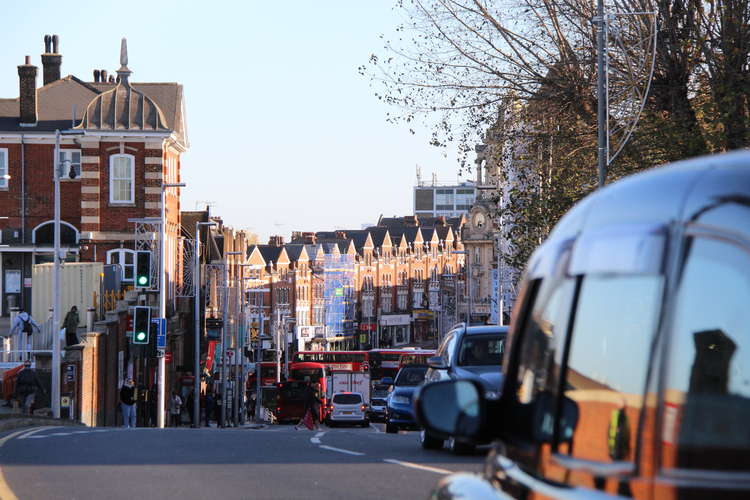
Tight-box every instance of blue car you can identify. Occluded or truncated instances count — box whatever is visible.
[384,364,428,433]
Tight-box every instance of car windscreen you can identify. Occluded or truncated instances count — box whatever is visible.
[457,335,505,366]
[372,388,389,398]
[394,366,427,386]
[332,394,362,405]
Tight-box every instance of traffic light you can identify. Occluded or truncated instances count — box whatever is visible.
[133,306,151,344]
[135,250,152,288]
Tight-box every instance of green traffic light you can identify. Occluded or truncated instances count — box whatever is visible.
[138,276,148,285]
[135,331,146,341]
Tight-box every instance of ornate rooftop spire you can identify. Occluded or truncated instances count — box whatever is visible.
[117,37,131,84]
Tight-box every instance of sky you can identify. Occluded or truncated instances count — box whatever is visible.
[0,1,471,240]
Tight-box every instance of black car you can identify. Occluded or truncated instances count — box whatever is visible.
[416,151,750,499]
[420,324,507,453]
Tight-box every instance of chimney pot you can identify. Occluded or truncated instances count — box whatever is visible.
[101,70,108,82]
[93,69,100,82]
[41,35,62,85]
[18,57,38,125]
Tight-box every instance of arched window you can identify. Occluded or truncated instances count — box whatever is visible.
[110,154,135,204]
[107,248,136,282]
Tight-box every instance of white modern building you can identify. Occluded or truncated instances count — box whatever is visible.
[413,181,476,218]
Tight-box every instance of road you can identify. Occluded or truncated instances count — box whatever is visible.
[0,424,486,500]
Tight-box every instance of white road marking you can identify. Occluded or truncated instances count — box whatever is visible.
[369,424,380,433]
[310,430,325,444]
[319,445,365,456]
[383,459,452,475]
[315,431,326,438]
[17,427,58,440]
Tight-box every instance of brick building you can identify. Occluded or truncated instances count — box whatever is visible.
[0,36,187,316]
[239,214,467,352]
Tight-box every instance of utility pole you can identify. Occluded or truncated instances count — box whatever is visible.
[275,308,282,384]
[219,260,229,427]
[255,309,264,422]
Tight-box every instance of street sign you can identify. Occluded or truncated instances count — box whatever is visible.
[156,349,165,358]
[60,396,71,408]
[154,318,166,349]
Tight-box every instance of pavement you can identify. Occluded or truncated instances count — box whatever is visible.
[0,423,487,500]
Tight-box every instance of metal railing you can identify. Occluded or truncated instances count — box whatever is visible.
[2,317,56,363]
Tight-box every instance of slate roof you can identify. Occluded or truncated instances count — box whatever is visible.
[249,245,284,264]
[284,244,308,262]
[0,74,186,146]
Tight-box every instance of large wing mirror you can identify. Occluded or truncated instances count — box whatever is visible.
[380,377,394,386]
[415,379,486,439]
[426,356,448,370]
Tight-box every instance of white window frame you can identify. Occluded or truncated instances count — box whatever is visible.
[56,149,81,180]
[107,248,136,282]
[0,148,8,189]
[109,154,135,204]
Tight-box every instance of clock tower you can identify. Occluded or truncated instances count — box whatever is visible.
[462,199,497,324]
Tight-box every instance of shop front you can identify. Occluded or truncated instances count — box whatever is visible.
[378,314,411,347]
[411,309,434,344]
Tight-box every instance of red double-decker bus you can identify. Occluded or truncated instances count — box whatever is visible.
[292,351,369,373]
[368,349,436,382]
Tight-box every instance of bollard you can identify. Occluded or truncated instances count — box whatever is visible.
[86,307,95,333]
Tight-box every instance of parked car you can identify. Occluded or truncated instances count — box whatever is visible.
[326,392,368,427]
[384,364,428,433]
[368,384,389,422]
[420,324,507,453]
[416,151,750,499]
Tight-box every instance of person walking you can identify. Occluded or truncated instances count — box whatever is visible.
[294,381,321,431]
[169,391,183,427]
[63,306,80,348]
[10,310,41,360]
[14,360,46,415]
[120,379,137,428]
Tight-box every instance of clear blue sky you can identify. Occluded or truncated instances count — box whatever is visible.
[0,1,470,240]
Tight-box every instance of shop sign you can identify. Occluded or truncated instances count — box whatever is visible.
[379,314,411,326]
[412,309,434,320]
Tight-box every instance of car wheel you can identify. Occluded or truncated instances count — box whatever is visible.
[420,429,443,450]
[448,437,474,455]
[385,421,398,434]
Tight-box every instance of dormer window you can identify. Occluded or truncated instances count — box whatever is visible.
[110,154,135,204]
[57,150,81,180]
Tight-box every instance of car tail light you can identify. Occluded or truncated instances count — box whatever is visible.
[360,404,367,411]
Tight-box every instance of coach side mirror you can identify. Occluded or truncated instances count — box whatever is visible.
[415,379,485,439]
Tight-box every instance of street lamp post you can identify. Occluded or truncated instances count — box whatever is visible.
[52,131,63,419]
[193,221,216,428]
[159,181,186,429]
[224,250,243,427]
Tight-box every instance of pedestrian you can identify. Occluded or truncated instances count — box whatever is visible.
[120,378,137,428]
[62,305,80,348]
[14,360,45,415]
[204,392,215,427]
[10,309,41,360]
[294,381,321,431]
[169,391,183,427]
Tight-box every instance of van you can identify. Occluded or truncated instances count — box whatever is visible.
[416,152,750,499]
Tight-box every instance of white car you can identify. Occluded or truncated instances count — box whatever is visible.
[326,392,369,427]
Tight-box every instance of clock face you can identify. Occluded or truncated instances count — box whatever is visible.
[473,213,485,228]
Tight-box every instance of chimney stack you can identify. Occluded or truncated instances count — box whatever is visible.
[93,69,101,82]
[18,56,38,126]
[41,34,61,85]
[100,69,108,82]
[268,235,285,247]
